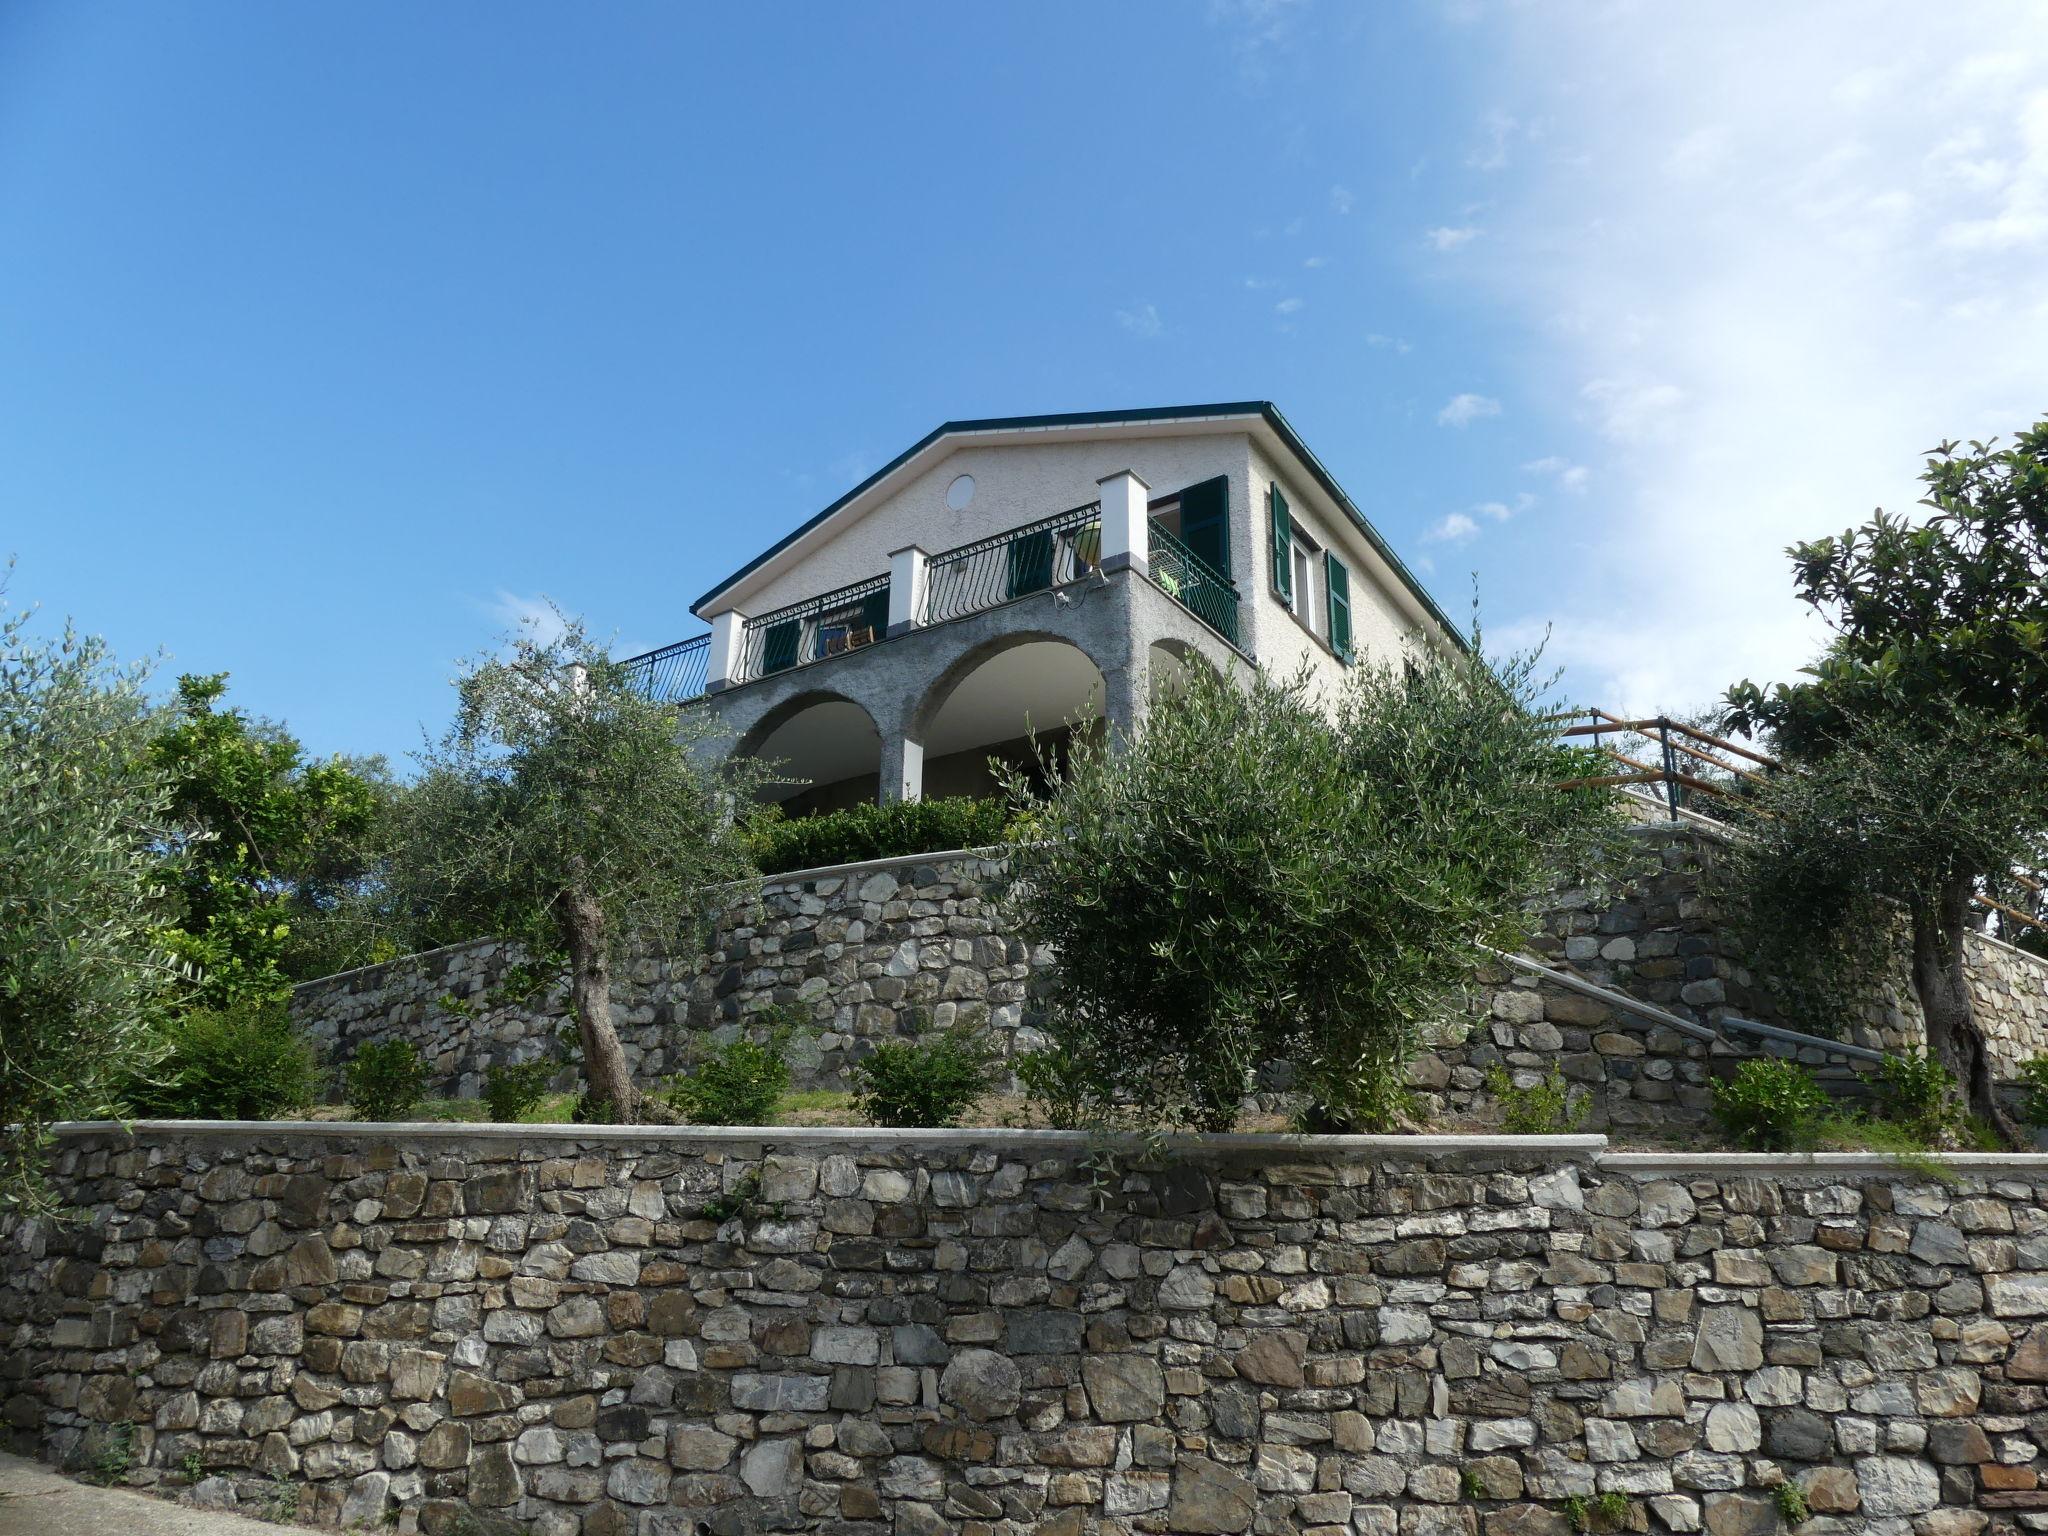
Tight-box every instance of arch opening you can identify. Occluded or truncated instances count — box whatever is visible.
[738,695,883,817]
[917,638,1107,801]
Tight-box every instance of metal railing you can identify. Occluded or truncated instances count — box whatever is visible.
[737,573,892,684]
[617,634,709,703]
[1558,709,2047,939]
[1148,518,1241,648]
[919,501,1103,625]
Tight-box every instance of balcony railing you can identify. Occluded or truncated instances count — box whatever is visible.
[1148,519,1241,648]
[919,501,1103,625]
[628,486,1251,703]
[617,633,709,703]
[737,573,892,684]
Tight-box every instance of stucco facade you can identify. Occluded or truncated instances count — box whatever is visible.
[641,403,1457,808]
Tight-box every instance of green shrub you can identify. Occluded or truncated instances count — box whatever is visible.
[747,797,1014,876]
[1015,1041,1101,1130]
[998,651,1623,1132]
[125,1002,322,1121]
[852,1013,1001,1128]
[1711,1058,1833,1150]
[2020,1056,2048,1127]
[346,1039,428,1121]
[1485,1064,1588,1135]
[482,1058,556,1122]
[1867,1053,1963,1144]
[667,1030,793,1126]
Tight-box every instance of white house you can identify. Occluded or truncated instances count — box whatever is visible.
[623,402,1461,814]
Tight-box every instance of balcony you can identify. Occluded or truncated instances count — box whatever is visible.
[622,477,1243,703]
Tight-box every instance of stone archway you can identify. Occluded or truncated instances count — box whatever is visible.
[733,691,884,816]
[910,634,1110,801]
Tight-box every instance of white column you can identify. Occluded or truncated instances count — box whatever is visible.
[887,545,929,637]
[1097,469,1151,578]
[706,608,746,691]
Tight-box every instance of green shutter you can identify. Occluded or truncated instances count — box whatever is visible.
[761,619,800,675]
[860,584,891,637]
[1325,553,1352,661]
[1178,476,1230,578]
[1269,485,1293,602]
[1006,527,1055,598]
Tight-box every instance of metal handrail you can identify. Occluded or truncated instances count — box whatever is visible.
[618,634,710,704]
[1559,710,2047,937]
[1483,945,1887,1065]
[920,502,1102,625]
[738,573,891,684]
[1148,518,1241,647]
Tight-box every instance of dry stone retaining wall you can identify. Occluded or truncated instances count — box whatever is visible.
[289,831,2048,1127]
[11,1123,2048,1536]
[290,852,1034,1098]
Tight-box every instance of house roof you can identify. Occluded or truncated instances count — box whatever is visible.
[691,401,1462,642]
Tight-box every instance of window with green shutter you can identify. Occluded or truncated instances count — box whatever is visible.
[1006,527,1055,598]
[761,619,800,675]
[860,584,891,638]
[1178,476,1230,578]
[1269,485,1293,603]
[1324,552,1353,661]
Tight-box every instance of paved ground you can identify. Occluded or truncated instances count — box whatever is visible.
[0,1452,291,1536]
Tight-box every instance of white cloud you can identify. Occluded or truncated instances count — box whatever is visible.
[1243,275,1277,290]
[1330,184,1355,215]
[1468,110,1519,171]
[1303,254,1329,268]
[1580,377,1685,443]
[1428,511,1481,542]
[1443,6,2048,715]
[1275,296,1304,315]
[1115,303,1163,338]
[487,590,569,647]
[1524,455,1591,493]
[1366,332,1414,354]
[1426,225,1482,252]
[1437,392,1503,427]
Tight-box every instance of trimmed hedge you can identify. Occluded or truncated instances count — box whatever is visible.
[746,796,1014,876]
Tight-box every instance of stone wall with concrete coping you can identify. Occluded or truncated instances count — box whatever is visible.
[290,848,1034,1099]
[8,1121,2048,1536]
[289,828,2048,1122]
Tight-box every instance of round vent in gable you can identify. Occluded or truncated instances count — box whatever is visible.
[945,474,975,512]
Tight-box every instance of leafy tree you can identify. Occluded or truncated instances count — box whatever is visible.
[149,674,395,1000]
[1725,424,2048,1137]
[1000,643,1622,1131]
[391,616,760,1121]
[0,589,177,1206]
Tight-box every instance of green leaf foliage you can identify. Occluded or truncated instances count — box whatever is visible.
[1721,424,2048,1136]
[147,672,398,995]
[1711,1058,1833,1150]
[123,1002,323,1122]
[481,1058,559,1123]
[1,583,179,1207]
[346,1039,429,1122]
[999,640,1624,1132]
[666,1031,793,1126]
[851,1013,1001,1129]
[746,796,1013,876]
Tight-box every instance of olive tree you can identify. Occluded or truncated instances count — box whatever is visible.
[1001,641,1621,1131]
[1724,422,2048,1138]
[1,590,177,1206]
[392,616,760,1122]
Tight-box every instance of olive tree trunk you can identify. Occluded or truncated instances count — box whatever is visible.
[1911,879,2020,1145]
[556,882,638,1122]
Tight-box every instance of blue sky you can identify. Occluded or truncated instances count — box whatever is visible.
[5,3,2045,763]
